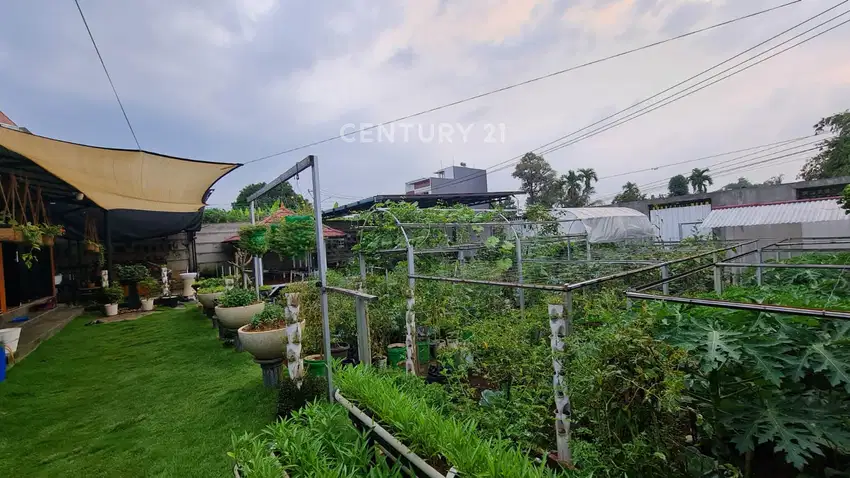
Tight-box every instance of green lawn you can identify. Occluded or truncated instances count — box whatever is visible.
[0,307,277,477]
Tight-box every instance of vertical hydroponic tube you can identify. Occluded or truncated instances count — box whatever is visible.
[285,293,305,389]
[548,301,572,463]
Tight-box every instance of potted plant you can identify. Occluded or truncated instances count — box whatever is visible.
[85,239,101,253]
[39,224,65,247]
[101,282,124,317]
[330,341,350,360]
[11,222,43,269]
[214,288,265,331]
[197,285,226,309]
[139,277,160,311]
[116,264,150,309]
[238,303,288,361]
[238,224,270,257]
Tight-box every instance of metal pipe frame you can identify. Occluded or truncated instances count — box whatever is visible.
[410,274,566,292]
[247,155,334,401]
[325,286,378,300]
[625,291,850,320]
[715,262,850,270]
[334,390,446,478]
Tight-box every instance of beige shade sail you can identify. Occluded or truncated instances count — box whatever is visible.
[0,126,240,212]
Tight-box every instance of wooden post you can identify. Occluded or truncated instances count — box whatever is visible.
[50,245,56,297]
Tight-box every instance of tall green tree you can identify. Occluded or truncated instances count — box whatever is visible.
[561,170,584,207]
[512,152,561,207]
[763,174,784,186]
[668,175,689,196]
[688,168,713,193]
[721,177,753,190]
[800,111,850,180]
[231,182,307,210]
[613,182,646,203]
[577,168,598,196]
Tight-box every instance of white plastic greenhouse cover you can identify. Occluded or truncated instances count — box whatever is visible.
[551,207,655,243]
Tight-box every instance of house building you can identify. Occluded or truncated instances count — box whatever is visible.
[404,163,487,195]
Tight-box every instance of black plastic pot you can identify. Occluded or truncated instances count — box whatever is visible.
[156,295,180,308]
[120,280,142,309]
[330,342,350,360]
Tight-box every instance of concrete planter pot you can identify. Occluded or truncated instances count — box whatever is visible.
[238,324,287,360]
[215,302,265,329]
[104,303,119,316]
[140,298,155,311]
[197,292,224,309]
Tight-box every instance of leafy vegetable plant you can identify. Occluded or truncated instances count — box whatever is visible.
[219,288,258,308]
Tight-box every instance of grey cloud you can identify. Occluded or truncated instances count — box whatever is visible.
[661,1,713,36]
[387,47,418,69]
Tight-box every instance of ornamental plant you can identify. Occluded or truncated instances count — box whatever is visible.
[116,264,150,283]
[247,303,286,331]
[39,224,65,238]
[139,277,161,299]
[12,222,43,268]
[218,287,258,308]
[268,217,314,259]
[101,283,124,305]
[238,224,270,257]
[197,285,226,294]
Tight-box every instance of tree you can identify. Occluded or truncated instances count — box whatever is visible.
[721,177,753,190]
[668,175,689,196]
[561,170,584,207]
[800,111,850,180]
[577,168,598,196]
[688,168,713,193]
[512,152,561,207]
[763,174,784,186]
[231,182,307,210]
[612,182,646,203]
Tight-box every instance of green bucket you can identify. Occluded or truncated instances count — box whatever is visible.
[417,340,430,364]
[387,344,406,369]
[304,355,326,377]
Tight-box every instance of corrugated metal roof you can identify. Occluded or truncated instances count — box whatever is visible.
[552,207,648,220]
[700,199,848,228]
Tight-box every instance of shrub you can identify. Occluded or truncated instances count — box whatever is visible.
[139,277,161,299]
[277,375,327,418]
[247,303,285,331]
[238,224,270,257]
[116,264,150,282]
[101,283,124,305]
[218,288,258,308]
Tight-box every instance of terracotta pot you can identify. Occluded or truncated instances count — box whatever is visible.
[86,242,101,253]
[104,303,119,316]
[238,324,287,360]
[42,236,55,247]
[140,298,155,311]
[0,228,23,243]
[215,302,265,329]
[197,292,224,309]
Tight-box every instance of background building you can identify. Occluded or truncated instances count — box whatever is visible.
[404,163,487,195]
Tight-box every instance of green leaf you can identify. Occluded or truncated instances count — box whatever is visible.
[740,339,789,387]
[808,343,850,393]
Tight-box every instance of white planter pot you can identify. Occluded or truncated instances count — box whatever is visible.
[197,292,224,309]
[104,303,119,317]
[179,272,198,297]
[141,298,155,311]
[238,324,287,360]
[215,302,265,329]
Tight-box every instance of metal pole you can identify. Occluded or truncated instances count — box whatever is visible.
[516,235,524,315]
[310,156,334,401]
[359,253,366,285]
[355,297,371,366]
[585,239,591,261]
[660,264,670,295]
[714,265,723,295]
[104,210,113,283]
[250,201,260,299]
[756,247,763,286]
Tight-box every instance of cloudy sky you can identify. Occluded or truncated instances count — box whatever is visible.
[2,0,849,208]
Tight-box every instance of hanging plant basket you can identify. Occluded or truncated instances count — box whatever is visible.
[86,242,102,253]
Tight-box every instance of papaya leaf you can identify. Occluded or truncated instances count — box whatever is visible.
[807,343,850,393]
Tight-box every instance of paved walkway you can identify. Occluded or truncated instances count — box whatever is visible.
[2,305,84,364]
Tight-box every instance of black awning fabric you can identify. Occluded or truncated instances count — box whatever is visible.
[50,204,202,243]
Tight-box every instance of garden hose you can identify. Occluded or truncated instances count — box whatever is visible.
[4,344,15,364]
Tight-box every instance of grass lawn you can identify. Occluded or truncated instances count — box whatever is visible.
[0,307,278,477]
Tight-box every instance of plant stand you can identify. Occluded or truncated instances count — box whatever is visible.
[222,328,242,351]
[215,319,225,339]
[203,307,216,327]
[254,357,284,388]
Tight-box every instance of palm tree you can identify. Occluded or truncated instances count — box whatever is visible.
[562,170,583,206]
[688,168,714,193]
[577,168,598,195]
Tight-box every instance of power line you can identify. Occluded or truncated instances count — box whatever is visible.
[73,0,140,150]
[423,5,850,195]
[597,145,821,201]
[538,5,850,157]
[596,136,813,181]
[243,1,800,165]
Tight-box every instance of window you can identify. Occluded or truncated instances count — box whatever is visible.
[795,183,848,200]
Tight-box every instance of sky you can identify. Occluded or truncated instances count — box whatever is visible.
[1,0,849,209]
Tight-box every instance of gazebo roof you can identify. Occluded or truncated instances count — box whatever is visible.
[223,206,346,242]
